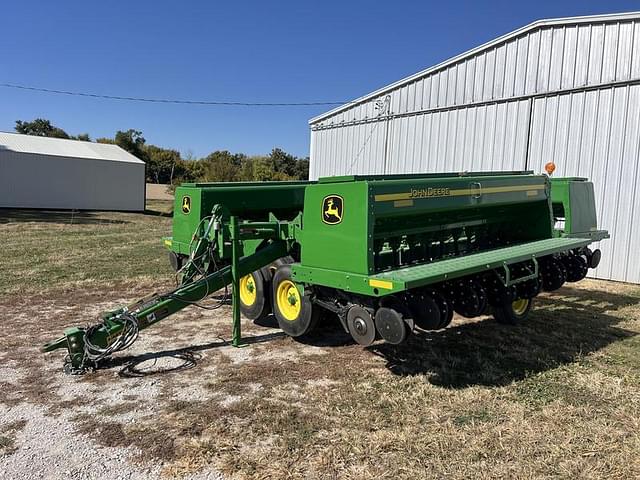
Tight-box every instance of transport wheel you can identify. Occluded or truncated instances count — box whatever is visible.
[239,270,271,320]
[408,291,441,330]
[346,305,376,346]
[494,298,533,325]
[374,307,408,345]
[272,265,319,337]
[262,255,295,281]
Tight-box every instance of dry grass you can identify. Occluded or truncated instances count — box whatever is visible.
[1,208,639,478]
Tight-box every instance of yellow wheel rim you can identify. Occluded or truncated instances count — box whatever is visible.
[239,274,257,306]
[512,298,529,316]
[276,279,301,321]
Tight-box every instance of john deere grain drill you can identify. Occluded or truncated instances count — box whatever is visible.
[43,170,608,372]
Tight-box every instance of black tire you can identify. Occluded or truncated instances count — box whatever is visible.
[272,265,319,337]
[494,298,533,325]
[239,270,271,320]
[261,256,295,283]
[168,251,184,272]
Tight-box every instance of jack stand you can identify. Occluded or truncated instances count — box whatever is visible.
[230,216,245,348]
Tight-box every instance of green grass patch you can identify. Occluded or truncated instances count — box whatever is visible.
[0,202,175,293]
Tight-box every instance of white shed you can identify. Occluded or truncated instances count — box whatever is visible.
[309,12,640,283]
[0,132,145,212]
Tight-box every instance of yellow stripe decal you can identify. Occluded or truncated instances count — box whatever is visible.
[374,184,546,202]
[369,279,393,290]
[375,192,412,201]
[164,239,172,247]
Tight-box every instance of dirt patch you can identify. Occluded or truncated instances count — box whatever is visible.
[146,183,174,201]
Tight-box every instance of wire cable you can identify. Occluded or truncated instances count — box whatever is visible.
[82,312,140,369]
[0,82,354,107]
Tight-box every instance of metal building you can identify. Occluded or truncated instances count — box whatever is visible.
[309,12,640,284]
[0,132,145,211]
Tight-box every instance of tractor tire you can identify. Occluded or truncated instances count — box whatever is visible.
[261,256,295,283]
[272,265,319,337]
[493,298,533,325]
[239,270,271,321]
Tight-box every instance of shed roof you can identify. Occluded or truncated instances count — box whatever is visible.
[309,11,640,124]
[0,131,145,164]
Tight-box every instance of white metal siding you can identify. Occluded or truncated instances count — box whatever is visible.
[0,151,145,211]
[528,85,640,283]
[309,13,640,283]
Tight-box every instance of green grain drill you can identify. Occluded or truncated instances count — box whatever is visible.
[42,171,608,373]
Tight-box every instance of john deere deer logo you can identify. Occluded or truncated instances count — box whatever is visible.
[322,195,343,225]
[181,195,191,214]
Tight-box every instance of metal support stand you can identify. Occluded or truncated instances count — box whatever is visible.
[230,216,243,347]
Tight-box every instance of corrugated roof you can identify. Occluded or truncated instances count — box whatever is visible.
[0,131,145,164]
[309,11,640,124]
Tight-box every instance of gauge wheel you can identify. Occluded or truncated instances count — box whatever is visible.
[494,298,533,325]
[272,265,319,337]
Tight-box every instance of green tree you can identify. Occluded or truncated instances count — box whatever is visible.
[251,155,279,181]
[15,118,70,139]
[202,150,246,182]
[145,145,181,184]
[75,133,91,141]
[114,129,148,161]
[294,158,310,180]
[269,148,298,178]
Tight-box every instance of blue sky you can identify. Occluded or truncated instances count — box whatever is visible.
[1,1,638,158]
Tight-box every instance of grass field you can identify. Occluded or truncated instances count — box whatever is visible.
[1,206,639,479]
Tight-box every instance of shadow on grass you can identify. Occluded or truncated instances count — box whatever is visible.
[0,208,130,225]
[368,285,639,388]
[143,207,173,217]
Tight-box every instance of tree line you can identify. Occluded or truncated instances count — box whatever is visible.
[14,118,309,184]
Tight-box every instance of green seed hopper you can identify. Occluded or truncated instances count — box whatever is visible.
[42,171,608,372]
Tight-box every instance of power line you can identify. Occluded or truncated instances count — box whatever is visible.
[0,82,353,107]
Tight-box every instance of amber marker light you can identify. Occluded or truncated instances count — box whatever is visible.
[545,162,556,175]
